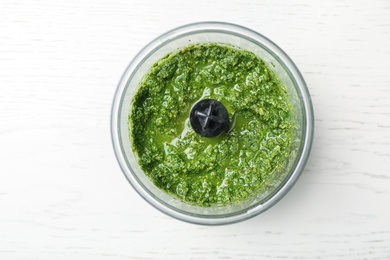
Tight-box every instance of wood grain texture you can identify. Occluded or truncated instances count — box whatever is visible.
[0,0,389,259]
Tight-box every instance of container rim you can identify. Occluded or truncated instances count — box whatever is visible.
[111,21,314,225]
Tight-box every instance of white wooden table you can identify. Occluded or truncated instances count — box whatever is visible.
[1,1,389,259]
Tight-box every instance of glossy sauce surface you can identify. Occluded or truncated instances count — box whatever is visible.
[130,43,297,206]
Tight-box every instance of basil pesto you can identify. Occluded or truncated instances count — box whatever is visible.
[130,43,297,207]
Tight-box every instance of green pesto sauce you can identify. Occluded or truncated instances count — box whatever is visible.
[130,43,297,207]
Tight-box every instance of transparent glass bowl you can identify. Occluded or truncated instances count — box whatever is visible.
[111,22,314,225]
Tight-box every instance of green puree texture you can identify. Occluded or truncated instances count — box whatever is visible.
[130,43,297,207]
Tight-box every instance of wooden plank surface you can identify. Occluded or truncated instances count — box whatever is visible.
[0,0,389,259]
